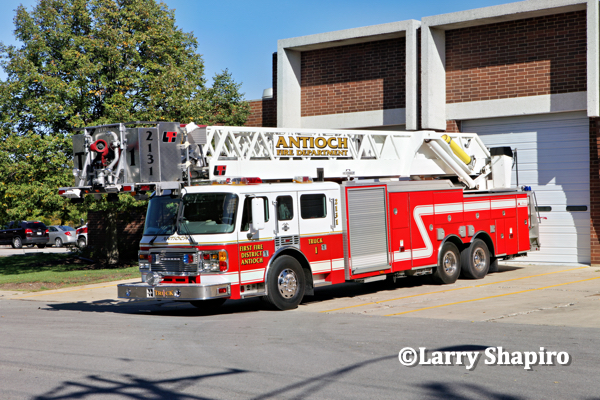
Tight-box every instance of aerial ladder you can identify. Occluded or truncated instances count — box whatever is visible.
[61,122,516,197]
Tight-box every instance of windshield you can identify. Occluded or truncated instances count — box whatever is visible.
[143,196,180,236]
[179,192,238,234]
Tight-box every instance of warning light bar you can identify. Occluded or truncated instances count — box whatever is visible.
[293,176,313,183]
[211,177,263,185]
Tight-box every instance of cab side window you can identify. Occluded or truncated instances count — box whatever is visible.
[276,196,294,221]
[240,197,269,232]
[300,194,327,219]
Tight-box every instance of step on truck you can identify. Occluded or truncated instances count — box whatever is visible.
[59,122,541,310]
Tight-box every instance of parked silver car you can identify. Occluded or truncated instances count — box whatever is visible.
[48,225,77,247]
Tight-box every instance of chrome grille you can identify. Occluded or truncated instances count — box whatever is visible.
[149,252,198,273]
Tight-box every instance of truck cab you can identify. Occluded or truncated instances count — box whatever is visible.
[120,179,342,309]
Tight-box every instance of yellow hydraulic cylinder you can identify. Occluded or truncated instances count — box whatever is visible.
[442,134,471,165]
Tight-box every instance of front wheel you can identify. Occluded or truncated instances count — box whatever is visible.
[461,239,490,279]
[264,255,306,310]
[433,242,461,284]
[12,236,23,249]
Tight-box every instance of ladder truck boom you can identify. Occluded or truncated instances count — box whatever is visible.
[58,121,540,311]
[60,122,513,199]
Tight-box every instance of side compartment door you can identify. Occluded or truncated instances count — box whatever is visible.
[495,219,506,256]
[346,186,390,275]
[517,195,531,252]
[409,191,437,268]
[389,192,412,271]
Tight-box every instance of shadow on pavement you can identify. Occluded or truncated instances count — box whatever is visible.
[32,369,247,400]
[29,352,540,400]
[41,264,524,317]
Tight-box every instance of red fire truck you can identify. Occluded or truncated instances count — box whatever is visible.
[59,123,540,310]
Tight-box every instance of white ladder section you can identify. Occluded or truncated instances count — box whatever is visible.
[197,126,495,189]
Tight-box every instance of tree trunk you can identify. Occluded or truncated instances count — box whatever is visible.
[106,210,119,265]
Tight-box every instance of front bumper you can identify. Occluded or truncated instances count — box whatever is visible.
[118,282,231,301]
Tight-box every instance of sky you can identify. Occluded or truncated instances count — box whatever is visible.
[0,0,510,101]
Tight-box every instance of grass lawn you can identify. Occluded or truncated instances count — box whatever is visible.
[0,253,139,291]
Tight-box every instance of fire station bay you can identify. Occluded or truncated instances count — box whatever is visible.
[245,0,600,266]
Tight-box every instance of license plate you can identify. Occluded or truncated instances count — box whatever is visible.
[37,232,41,235]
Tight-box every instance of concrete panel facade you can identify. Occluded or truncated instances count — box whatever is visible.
[422,0,599,127]
[276,20,420,130]
[446,11,587,104]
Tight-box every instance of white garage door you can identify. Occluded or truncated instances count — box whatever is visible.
[463,112,590,265]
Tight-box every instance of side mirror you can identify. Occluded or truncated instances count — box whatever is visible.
[250,198,265,231]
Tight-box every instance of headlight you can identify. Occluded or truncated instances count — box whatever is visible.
[200,250,228,273]
[139,252,150,266]
[138,252,150,269]
[146,272,163,286]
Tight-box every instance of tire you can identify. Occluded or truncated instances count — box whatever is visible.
[11,236,23,249]
[55,237,63,248]
[433,242,461,284]
[461,239,490,279]
[78,237,86,248]
[37,244,46,249]
[264,255,306,310]
[189,298,227,313]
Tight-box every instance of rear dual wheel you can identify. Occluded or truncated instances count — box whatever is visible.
[433,242,461,284]
[461,239,490,279]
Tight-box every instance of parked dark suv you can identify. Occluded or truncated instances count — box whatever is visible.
[0,221,49,249]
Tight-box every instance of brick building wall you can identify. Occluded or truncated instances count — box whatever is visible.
[590,118,600,265]
[88,209,146,261]
[445,120,461,133]
[446,10,587,104]
[246,99,276,127]
[246,53,277,128]
[301,38,406,117]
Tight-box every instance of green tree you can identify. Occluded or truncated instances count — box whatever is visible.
[0,132,84,226]
[0,0,249,262]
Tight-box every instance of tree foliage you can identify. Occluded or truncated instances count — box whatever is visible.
[0,0,250,226]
